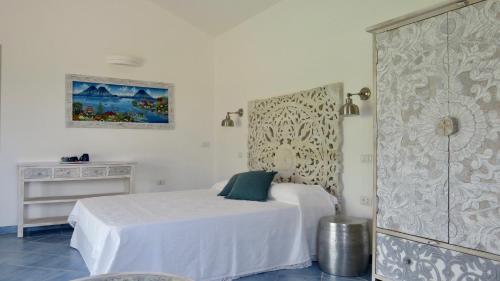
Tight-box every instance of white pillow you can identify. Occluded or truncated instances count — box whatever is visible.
[269,182,338,207]
[210,180,229,192]
[268,182,304,204]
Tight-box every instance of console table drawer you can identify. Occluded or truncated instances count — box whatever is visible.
[24,168,52,179]
[82,167,107,177]
[54,167,80,179]
[108,166,131,176]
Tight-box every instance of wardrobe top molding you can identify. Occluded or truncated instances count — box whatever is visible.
[366,0,485,34]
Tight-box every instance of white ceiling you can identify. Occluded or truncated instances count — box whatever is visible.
[150,0,282,36]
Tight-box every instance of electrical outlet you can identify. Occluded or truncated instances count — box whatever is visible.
[237,152,244,158]
[360,154,373,163]
[360,196,371,206]
[157,179,166,186]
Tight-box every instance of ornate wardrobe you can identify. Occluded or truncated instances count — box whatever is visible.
[368,0,500,280]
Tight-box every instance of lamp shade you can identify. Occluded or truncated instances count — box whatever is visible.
[221,114,235,127]
[340,97,360,116]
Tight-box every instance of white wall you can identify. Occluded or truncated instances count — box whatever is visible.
[0,0,444,227]
[213,0,440,219]
[0,0,215,226]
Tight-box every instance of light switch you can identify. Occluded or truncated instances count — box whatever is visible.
[360,154,373,163]
[360,196,371,206]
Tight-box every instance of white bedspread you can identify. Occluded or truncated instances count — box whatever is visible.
[68,187,335,280]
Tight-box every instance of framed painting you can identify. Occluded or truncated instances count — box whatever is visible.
[66,74,174,129]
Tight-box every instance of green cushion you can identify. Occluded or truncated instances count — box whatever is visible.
[217,174,239,196]
[225,171,277,202]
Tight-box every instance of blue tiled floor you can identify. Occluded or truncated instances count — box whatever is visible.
[0,230,371,281]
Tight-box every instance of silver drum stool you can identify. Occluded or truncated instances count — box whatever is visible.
[317,216,369,276]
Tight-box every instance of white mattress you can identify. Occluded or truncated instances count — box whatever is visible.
[68,187,335,280]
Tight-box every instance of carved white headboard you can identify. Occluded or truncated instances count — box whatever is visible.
[248,82,343,199]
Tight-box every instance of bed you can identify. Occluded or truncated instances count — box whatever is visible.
[69,82,343,280]
[69,183,336,281]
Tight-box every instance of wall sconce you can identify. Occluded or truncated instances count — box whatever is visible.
[106,55,142,67]
[339,87,371,116]
[221,108,244,127]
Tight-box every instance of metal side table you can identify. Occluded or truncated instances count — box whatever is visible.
[317,216,369,277]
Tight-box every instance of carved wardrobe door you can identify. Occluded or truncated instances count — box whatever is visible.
[376,13,449,242]
[448,0,500,255]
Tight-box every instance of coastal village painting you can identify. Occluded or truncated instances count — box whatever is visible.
[66,75,174,129]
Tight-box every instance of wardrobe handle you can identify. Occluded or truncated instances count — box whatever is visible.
[427,240,439,246]
[436,116,458,136]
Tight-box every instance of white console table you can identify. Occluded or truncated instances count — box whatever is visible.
[17,161,136,238]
